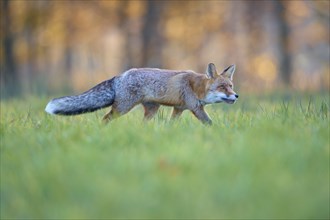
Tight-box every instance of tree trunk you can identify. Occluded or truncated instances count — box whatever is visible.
[141,0,164,68]
[1,0,20,98]
[273,0,292,86]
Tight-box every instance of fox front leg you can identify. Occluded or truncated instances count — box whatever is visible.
[191,106,212,125]
[171,107,184,120]
[183,89,212,125]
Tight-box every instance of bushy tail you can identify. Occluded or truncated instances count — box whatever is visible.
[45,78,116,115]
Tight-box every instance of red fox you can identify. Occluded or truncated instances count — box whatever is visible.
[45,63,238,125]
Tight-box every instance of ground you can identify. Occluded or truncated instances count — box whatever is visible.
[1,93,329,219]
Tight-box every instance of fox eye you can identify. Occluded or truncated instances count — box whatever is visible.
[229,85,233,88]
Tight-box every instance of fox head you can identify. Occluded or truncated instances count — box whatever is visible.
[203,63,239,104]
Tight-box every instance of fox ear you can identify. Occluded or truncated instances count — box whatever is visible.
[206,63,217,79]
[221,64,236,80]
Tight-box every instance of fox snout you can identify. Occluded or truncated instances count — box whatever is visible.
[222,93,238,104]
[224,87,239,103]
[230,93,238,98]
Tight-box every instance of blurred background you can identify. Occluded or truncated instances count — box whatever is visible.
[1,0,329,98]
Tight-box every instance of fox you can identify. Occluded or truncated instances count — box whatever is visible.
[45,63,239,125]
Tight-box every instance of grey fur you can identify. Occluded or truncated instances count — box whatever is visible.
[45,78,115,115]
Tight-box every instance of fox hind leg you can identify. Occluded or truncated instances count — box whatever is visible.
[102,108,120,124]
[102,103,133,123]
[142,102,160,120]
[102,100,141,124]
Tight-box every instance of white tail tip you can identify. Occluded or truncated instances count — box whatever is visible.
[45,101,56,115]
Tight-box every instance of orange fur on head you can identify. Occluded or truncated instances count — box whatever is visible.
[188,74,212,99]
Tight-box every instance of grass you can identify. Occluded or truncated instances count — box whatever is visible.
[1,93,329,219]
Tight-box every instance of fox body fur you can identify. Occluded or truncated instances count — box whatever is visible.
[45,63,239,125]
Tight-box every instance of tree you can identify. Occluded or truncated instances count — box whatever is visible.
[273,0,292,86]
[141,0,164,68]
[1,0,20,98]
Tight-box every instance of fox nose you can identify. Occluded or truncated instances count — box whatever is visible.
[235,94,239,98]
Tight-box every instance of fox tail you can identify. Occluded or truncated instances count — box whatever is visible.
[45,78,116,115]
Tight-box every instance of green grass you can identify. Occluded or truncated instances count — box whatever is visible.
[1,94,329,219]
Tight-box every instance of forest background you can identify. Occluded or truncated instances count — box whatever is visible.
[1,0,329,98]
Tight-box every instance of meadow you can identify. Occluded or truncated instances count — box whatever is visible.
[1,93,329,219]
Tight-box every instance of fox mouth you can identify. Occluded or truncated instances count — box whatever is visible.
[222,98,236,104]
